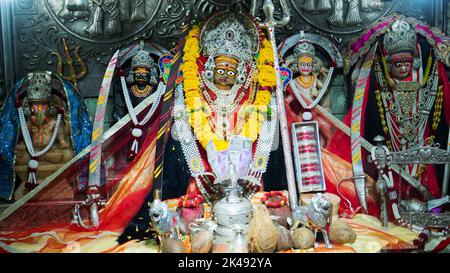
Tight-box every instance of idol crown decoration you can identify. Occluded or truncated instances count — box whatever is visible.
[201,13,259,63]
[131,49,155,70]
[26,72,52,101]
[383,19,417,55]
[294,42,316,58]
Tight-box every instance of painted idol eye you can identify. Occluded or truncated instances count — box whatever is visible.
[216,69,225,75]
[227,70,236,77]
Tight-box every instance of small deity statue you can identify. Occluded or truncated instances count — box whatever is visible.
[282,33,338,147]
[280,32,381,217]
[376,19,441,156]
[113,46,159,123]
[371,19,448,200]
[329,15,450,214]
[0,72,92,201]
[287,42,331,110]
[112,42,168,162]
[14,73,73,173]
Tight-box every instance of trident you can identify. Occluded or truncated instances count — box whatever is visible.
[51,38,87,90]
[251,0,299,208]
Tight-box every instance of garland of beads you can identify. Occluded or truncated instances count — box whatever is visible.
[200,63,256,116]
[182,25,275,151]
[18,106,62,189]
[200,81,260,141]
[261,191,288,208]
[121,76,165,159]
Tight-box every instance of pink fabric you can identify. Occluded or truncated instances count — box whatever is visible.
[351,20,392,55]
[416,24,443,44]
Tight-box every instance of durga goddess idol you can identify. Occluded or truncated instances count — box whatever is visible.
[173,11,278,203]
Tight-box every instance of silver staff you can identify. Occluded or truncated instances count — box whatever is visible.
[251,0,299,208]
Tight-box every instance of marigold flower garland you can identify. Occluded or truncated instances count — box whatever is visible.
[181,25,276,151]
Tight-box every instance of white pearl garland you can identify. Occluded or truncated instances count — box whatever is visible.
[290,67,334,110]
[18,106,62,187]
[132,128,143,138]
[121,76,165,156]
[28,159,39,169]
[302,111,313,121]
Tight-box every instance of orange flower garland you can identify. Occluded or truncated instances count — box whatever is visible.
[181,25,276,151]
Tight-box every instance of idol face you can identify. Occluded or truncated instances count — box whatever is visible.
[213,56,238,90]
[389,52,413,80]
[29,101,50,126]
[297,55,314,76]
[133,67,151,85]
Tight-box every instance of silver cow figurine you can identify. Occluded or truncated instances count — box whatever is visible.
[292,193,332,248]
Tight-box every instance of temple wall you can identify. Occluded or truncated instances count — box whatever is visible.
[0,0,446,125]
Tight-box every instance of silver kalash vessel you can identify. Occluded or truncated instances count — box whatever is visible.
[212,179,253,248]
[206,136,254,252]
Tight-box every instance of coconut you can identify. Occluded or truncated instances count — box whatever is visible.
[329,220,357,245]
[291,227,315,249]
[248,205,279,253]
[191,229,213,253]
[276,224,293,252]
[160,237,186,253]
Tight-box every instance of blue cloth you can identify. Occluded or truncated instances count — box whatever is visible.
[0,75,92,200]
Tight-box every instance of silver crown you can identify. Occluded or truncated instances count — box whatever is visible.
[294,42,316,58]
[383,19,417,55]
[200,12,259,63]
[131,49,155,70]
[26,72,52,101]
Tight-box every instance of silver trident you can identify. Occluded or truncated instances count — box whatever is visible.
[251,0,299,208]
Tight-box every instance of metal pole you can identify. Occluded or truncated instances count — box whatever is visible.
[255,0,299,208]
